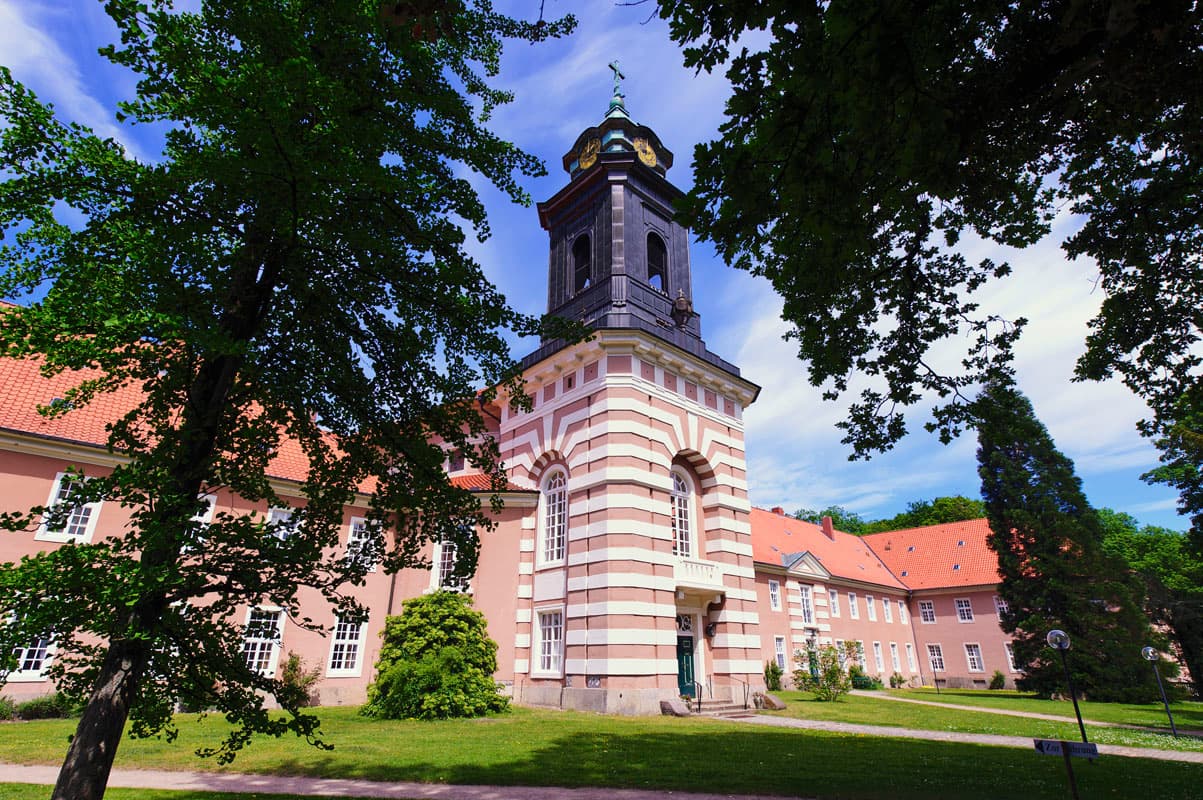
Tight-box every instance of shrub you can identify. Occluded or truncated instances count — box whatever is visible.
[889,672,906,688]
[989,669,1007,690]
[15,692,76,720]
[279,652,322,707]
[0,695,15,720]
[794,644,852,701]
[362,591,508,720]
[764,659,783,691]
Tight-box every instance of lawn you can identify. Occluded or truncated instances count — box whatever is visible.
[887,687,1203,730]
[767,690,1203,752]
[1,706,1201,800]
[0,787,356,800]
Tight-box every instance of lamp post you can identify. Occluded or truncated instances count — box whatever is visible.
[1047,629,1088,743]
[1142,646,1179,738]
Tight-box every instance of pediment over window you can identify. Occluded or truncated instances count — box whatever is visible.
[782,551,831,581]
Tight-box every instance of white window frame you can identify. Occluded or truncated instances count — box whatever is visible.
[768,579,782,612]
[866,595,877,622]
[855,640,867,669]
[326,615,368,677]
[905,642,917,672]
[774,635,787,670]
[5,615,53,683]
[534,606,564,676]
[670,467,695,558]
[848,592,860,619]
[538,469,568,567]
[798,585,814,624]
[918,600,936,623]
[428,538,471,592]
[898,600,908,624]
[955,598,975,623]
[242,607,284,676]
[346,517,377,572]
[928,643,945,672]
[1005,642,1019,672]
[872,641,884,673]
[965,643,984,672]
[835,639,847,668]
[180,494,217,553]
[828,589,840,618]
[994,595,1010,619]
[883,597,893,623]
[36,472,102,543]
[890,642,901,672]
[267,507,299,540]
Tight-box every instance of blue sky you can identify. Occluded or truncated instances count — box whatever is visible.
[1,0,1186,530]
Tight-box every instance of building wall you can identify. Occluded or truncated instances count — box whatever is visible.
[908,588,1019,689]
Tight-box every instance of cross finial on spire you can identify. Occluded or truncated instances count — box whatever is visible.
[609,60,625,97]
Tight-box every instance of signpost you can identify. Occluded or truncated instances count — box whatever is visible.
[1034,738,1099,799]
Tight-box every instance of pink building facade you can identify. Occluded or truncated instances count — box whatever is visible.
[1,100,1018,709]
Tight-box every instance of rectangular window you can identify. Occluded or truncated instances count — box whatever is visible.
[834,639,847,667]
[928,643,945,672]
[965,643,984,672]
[8,626,53,682]
[774,636,787,670]
[1005,642,1018,672]
[437,540,461,589]
[848,592,860,619]
[955,598,975,623]
[798,585,814,624]
[883,597,893,623]
[267,507,299,540]
[828,589,840,618]
[328,616,367,675]
[537,609,564,674]
[768,579,782,611]
[994,595,1010,619]
[866,595,877,621]
[37,473,101,543]
[541,473,568,564]
[898,600,908,624]
[346,517,377,572]
[890,642,901,672]
[905,643,917,671]
[180,494,217,553]
[855,641,867,669]
[872,641,884,672]
[918,600,936,623]
[242,609,283,676]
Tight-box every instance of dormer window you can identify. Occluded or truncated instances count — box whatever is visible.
[647,232,667,293]
[573,235,591,293]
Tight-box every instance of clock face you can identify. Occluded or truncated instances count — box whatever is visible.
[633,137,657,167]
[578,138,601,170]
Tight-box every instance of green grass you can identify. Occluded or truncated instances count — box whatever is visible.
[770,690,1203,752]
[1,706,1201,800]
[887,687,1203,729]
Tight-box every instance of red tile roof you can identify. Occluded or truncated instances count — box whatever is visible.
[0,353,518,493]
[749,506,908,590]
[861,519,1000,590]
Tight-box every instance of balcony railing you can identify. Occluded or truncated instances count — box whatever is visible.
[674,557,725,593]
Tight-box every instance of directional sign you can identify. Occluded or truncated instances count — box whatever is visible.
[1034,739,1099,760]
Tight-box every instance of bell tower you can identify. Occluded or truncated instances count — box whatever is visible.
[529,63,737,377]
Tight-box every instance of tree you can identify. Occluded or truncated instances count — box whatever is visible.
[860,496,986,534]
[794,643,853,701]
[1142,385,1203,547]
[0,2,573,798]
[1099,509,1203,694]
[657,1,1203,457]
[976,381,1161,702]
[792,506,868,534]
[362,591,508,719]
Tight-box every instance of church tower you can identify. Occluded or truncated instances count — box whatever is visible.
[498,70,762,714]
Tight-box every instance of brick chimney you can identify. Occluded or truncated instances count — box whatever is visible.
[821,515,836,541]
[771,506,785,515]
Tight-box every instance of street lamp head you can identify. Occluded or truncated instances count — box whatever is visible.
[1046,629,1071,651]
[1142,646,1159,662]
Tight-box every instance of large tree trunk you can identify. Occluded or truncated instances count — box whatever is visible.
[1168,600,1203,696]
[52,639,149,800]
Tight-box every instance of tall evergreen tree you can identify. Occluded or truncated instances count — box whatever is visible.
[975,382,1160,702]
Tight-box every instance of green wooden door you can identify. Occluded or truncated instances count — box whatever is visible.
[677,635,695,696]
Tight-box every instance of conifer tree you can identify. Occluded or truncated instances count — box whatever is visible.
[975,381,1160,702]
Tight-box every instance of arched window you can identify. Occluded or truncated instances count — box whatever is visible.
[670,467,693,557]
[540,468,568,564]
[647,232,667,293]
[573,235,591,293]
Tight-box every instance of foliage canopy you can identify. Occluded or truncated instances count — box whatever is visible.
[0,1,572,797]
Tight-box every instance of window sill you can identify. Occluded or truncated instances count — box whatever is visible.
[34,531,89,544]
[326,669,363,679]
[4,672,50,683]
